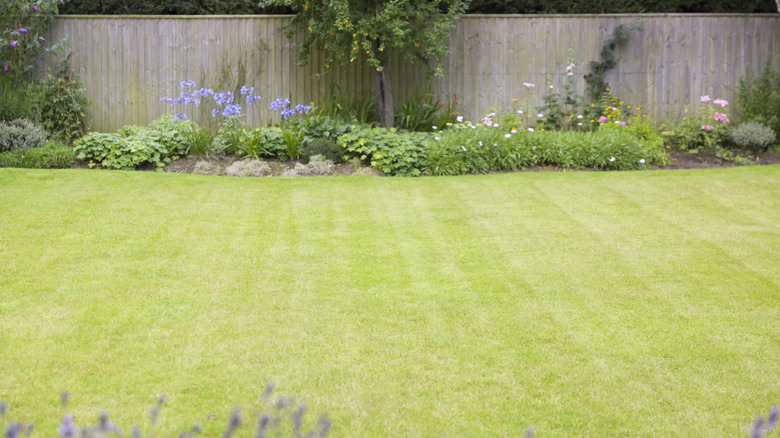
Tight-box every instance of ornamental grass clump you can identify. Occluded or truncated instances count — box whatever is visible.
[0,118,47,152]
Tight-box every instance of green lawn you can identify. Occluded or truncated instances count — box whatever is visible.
[1,166,779,437]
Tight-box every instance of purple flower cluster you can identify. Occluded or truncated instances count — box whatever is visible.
[159,81,260,119]
[270,98,312,119]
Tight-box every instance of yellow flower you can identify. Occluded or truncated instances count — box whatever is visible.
[590,120,594,123]
[512,98,517,102]
[606,106,612,110]
[540,128,545,131]
[366,50,370,54]
[627,106,631,109]
[619,101,624,105]
[379,48,383,51]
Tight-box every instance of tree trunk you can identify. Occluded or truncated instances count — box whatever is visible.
[373,63,394,128]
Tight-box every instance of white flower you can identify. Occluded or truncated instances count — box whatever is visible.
[462,146,467,152]
[528,128,534,132]
[471,125,476,129]
[456,116,463,122]
[615,121,620,124]
[577,122,583,126]
[487,112,496,117]
[577,115,583,119]
[517,110,523,114]
[432,125,437,130]
[494,124,499,128]
[567,72,573,76]
[511,129,517,133]
[505,133,511,138]
[434,137,440,141]
[537,113,544,118]
[478,141,483,146]
[493,143,497,147]
[639,158,646,164]
[549,85,554,89]
[609,157,616,162]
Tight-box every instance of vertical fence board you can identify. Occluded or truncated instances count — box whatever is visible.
[47,14,780,132]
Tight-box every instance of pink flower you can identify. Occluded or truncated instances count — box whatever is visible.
[619,121,627,126]
[714,112,729,123]
[701,125,713,131]
[713,98,728,107]
[18,28,27,34]
[522,82,535,89]
[598,116,608,123]
[700,95,711,103]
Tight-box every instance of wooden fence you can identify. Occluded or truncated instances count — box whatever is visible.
[47,14,780,132]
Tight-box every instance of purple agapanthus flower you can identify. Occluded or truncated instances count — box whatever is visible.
[280,107,296,119]
[239,85,254,95]
[222,104,241,117]
[295,103,312,115]
[270,98,290,111]
[173,113,188,120]
[179,80,197,89]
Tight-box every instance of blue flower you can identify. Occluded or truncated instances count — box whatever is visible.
[280,107,296,119]
[270,98,291,111]
[295,103,312,115]
[214,92,234,106]
[173,113,188,120]
[240,85,254,95]
[180,80,197,89]
[222,104,241,117]
[211,109,220,117]
[246,95,260,104]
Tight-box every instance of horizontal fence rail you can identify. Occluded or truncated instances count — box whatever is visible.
[47,14,780,132]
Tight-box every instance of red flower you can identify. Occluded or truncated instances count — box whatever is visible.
[439,104,443,108]
[453,93,458,101]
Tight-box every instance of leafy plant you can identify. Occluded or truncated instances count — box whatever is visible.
[321,82,378,124]
[0,0,63,82]
[736,61,780,142]
[731,121,777,153]
[395,87,444,132]
[583,20,642,104]
[0,118,47,152]
[338,125,428,176]
[0,77,40,122]
[661,95,731,154]
[302,137,344,163]
[0,141,73,168]
[281,127,303,160]
[181,123,213,157]
[39,55,89,144]
[291,113,352,146]
[74,127,182,170]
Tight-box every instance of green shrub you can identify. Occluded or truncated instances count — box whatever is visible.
[212,116,244,154]
[74,128,181,170]
[338,125,428,176]
[38,58,89,145]
[302,137,344,163]
[0,79,41,123]
[320,83,378,124]
[248,127,286,157]
[291,113,353,145]
[181,124,213,157]
[0,119,48,152]
[150,113,190,156]
[282,128,304,160]
[731,121,777,153]
[737,62,780,142]
[0,141,74,169]
[423,122,667,176]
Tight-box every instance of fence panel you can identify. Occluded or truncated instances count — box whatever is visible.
[47,14,780,132]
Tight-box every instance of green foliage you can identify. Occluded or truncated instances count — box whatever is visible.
[320,82,378,124]
[268,0,467,76]
[150,113,190,155]
[211,116,244,154]
[423,122,668,176]
[338,125,428,176]
[0,118,47,152]
[0,78,41,122]
[660,99,731,154]
[291,113,353,146]
[736,62,780,144]
[731,121,777,153]
[38,56,89,145]
[583,21,642,104]
[0,0,64,82]
[302,137,344,164]
[59,0,293,14]
[181,124,213,157]
[74,127,182,170]
[0,141,73,168]
[465,0,777,14]
[281,128,303,160]
[394,87,452,132]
